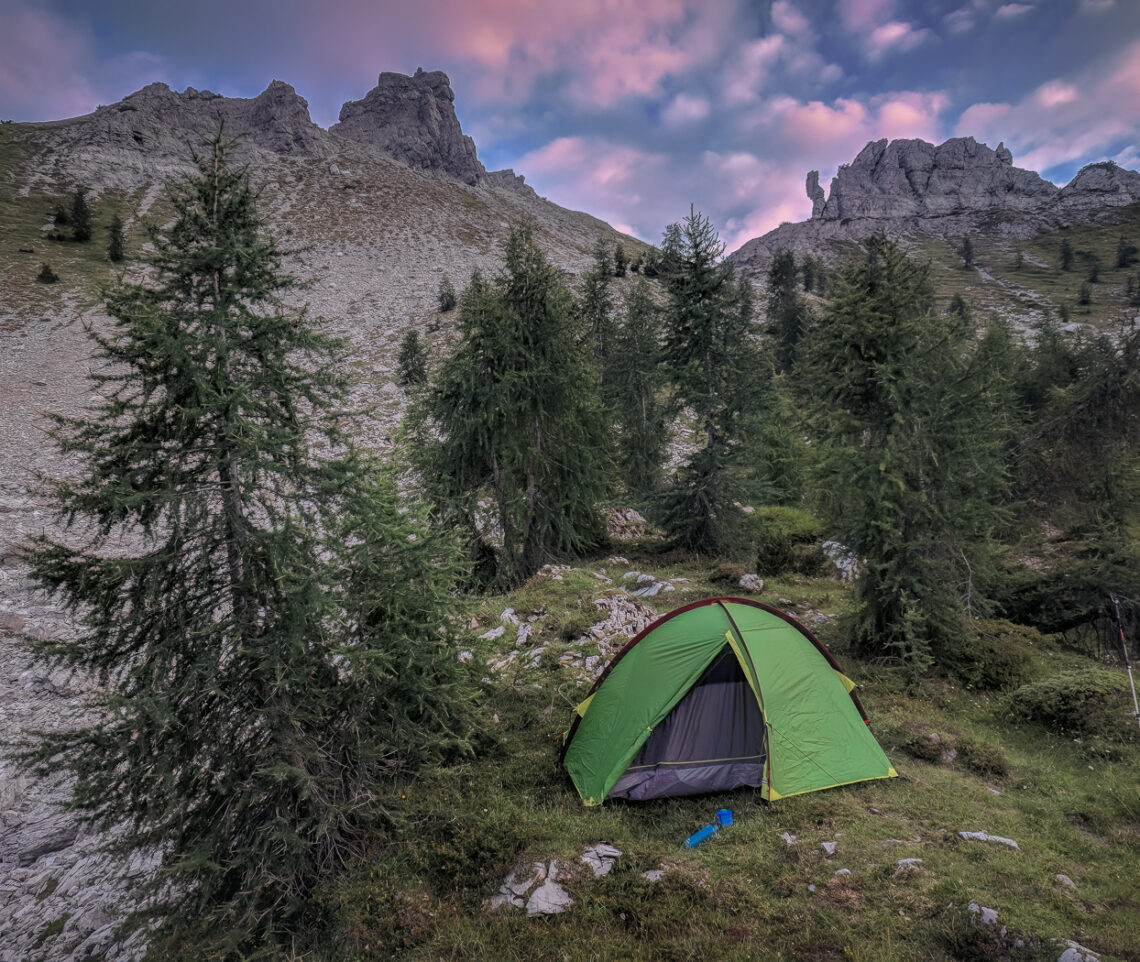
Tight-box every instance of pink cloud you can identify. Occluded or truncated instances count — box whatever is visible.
[771,1,812,37]
[517,135,668,234]
[877,92,950,140]
[777,97,869,148]
[865,21,930,60]
[839,0,897,33]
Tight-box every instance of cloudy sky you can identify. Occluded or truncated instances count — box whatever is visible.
[2,0,1137,251]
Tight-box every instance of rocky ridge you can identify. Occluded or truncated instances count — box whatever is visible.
[731,137,1140,272]
[3,69,533,196]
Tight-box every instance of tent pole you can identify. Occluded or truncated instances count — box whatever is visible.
[1110,595,1140,734]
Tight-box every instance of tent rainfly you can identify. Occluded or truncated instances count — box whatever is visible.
[561,598,897,804]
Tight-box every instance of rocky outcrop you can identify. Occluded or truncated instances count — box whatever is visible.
[330,68,485,185]
[1059,161,1140,212]
[806,170,825,218]
[483,167,538,198]
[816,137,1056,222]
[732,136,1140,272]
[96,79,325,156]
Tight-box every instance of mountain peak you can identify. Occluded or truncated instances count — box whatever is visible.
[330,68,485,185]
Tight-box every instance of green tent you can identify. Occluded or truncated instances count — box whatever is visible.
[561,598,897,804]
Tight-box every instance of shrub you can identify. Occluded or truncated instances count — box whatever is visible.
[1004,668,1135,738]
[941,619,1040,690]
[957,735,1011,778]
[36,263,58,284]
[749,506,824,576]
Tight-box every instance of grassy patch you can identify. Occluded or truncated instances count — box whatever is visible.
[311,560,1140,962]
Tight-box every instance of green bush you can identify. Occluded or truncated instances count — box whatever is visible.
[749,506,824,576]
[941,619,1040,690]
[957,735,1011,778]
[1004,668,1135,739]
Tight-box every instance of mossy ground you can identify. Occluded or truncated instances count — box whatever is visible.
[314,545,1140,962]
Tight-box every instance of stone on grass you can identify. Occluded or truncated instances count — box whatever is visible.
[738,574,764,592]
[820,841,837,856]
[642,869,665,882]
[780,832,797,846]
[1056,940,1101,962]
[1055,873,1076,889]
[959,831,1019,850]
[527,876,572,916]
[580,843,622,878]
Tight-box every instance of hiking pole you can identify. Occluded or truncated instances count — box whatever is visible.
[1110,594,1140,734]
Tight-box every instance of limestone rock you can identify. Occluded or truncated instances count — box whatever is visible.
[331,68,485,184]
[806,170,825,218]
[730,135,1139,274]
[1059,161,1140,212]
[817,137,1056,223]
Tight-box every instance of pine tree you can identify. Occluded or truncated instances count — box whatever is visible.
[609,278,668,497]
[19,133,470,958]
[107,213,125,262]
[802,237,1011,673]
[411,223,612,586]
[658,207,763,553]
[438,274,457,312]
[960,235,974,269]
[36,262,59,283]
[581,245,615,376]
[397,328,429,385]
[70,185,92,242]
[766,250,808,371]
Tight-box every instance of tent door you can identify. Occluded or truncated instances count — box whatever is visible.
[608,645,767,801]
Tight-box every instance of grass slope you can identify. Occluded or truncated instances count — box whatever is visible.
[318,550,1140,962]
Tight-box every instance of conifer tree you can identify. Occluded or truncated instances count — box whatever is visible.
[802,237,1010,672]
[960,235,974,269]
[609,278,668,497]
[70,185,92,242]
[397,327,429,385]
[19,133,470,958]
[766,249,808,371]
[438,274,457,312]
[107,213,125,262]
[658,208,763,553]
[581,244,615,375]
[411,223,611,586]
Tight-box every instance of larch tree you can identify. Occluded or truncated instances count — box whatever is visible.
[20,133,470,960]
[658,207,764,554]
[411,223,612,587]
[802,236,1011,673]
[609,277,668,498]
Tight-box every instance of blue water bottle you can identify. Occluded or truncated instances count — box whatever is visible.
[684,823,719,847]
